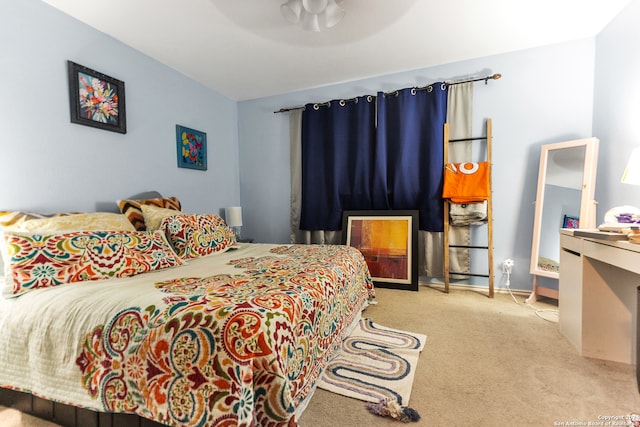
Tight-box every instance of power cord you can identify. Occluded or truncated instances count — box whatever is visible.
[502,259,558,322]
[531,308,559,322]
[502,259,519,304]
[503,270,519,304]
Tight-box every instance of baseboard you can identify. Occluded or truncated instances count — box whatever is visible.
[418,279,531,297]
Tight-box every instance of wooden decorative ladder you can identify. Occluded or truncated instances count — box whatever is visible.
[442,118,494,297]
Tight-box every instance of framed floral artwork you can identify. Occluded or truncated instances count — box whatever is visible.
[176,125,207,170]
[341,210,419,291]
[67,61,126,134]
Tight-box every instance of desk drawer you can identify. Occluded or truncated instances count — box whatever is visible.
[561,234,583,254]
[582,240,640,275]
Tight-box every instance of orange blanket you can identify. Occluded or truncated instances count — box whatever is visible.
[442,162,490,203]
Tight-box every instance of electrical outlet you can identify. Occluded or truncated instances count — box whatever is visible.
[503,259,514,274]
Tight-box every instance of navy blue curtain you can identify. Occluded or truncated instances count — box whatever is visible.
[299,84,448,232]
[377,86,448,232]
[300,96,382,230]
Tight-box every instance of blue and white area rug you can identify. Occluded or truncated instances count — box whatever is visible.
[318,318,427,405]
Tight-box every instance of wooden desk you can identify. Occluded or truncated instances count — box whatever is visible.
[559,230,640,364]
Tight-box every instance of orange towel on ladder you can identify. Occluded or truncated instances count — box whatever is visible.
[442,162,490,203]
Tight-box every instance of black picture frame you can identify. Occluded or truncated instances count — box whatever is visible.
[341,210,419,291]
[67,61,126,134]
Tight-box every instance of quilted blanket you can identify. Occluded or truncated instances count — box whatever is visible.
[0,244,374,426]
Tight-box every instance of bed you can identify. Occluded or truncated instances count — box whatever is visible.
[0,196,375,427]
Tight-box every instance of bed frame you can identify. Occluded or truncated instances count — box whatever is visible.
[0,388,165,427]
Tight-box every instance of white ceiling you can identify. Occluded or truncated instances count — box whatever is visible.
[41,0,631,101]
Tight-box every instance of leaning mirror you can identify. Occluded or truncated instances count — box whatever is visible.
[527,137,599,302]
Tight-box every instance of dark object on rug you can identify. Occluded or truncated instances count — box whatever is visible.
[365,398,421,423]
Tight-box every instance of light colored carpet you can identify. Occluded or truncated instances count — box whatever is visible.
[299,285,640,426]
[3,284,640,427]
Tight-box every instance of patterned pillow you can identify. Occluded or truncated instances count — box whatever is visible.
[2,230,184,298]
[1,211,77,281]
[161,214,235,259]
[0,212,137,282]
[117,197,182,231]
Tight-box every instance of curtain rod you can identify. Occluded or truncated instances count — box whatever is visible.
[273,73,502,113]
[447,73,502,86]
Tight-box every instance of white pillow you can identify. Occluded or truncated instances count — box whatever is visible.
[11,212,136,233]
[141,204,181,232]
[0,229,5,280]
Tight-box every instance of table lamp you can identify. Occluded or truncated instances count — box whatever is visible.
[621,147,640,185]
[225,206,243,241]
[621,148,640,242]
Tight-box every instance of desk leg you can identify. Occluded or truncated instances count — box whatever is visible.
[582,257,637,364]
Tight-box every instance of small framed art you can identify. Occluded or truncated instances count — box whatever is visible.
[176,125,207,170]
[563,215,580,229]
[341,210,419,291]
[67,61,126,134]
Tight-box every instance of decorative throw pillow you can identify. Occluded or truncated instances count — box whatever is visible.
[2,230,184,298]
[117,197,181,231]
[0,212,136,279]
[141,204,181,232]
[1,211,77,282]
[161,214,235,259]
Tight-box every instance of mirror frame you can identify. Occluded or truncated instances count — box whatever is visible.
[529,137,599,279]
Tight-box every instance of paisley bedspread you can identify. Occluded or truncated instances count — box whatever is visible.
[0,244,374,426]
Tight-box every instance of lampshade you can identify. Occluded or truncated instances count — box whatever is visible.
[225,206,243,227]
[280,0,345,31]
[621,147,640,185]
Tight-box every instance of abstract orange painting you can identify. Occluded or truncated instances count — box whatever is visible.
[342,210,418,291]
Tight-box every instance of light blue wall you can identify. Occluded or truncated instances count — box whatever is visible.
[5,0,637,293]
[0,0,240,215]
[593,0,640,218]
[238,39,596,291]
